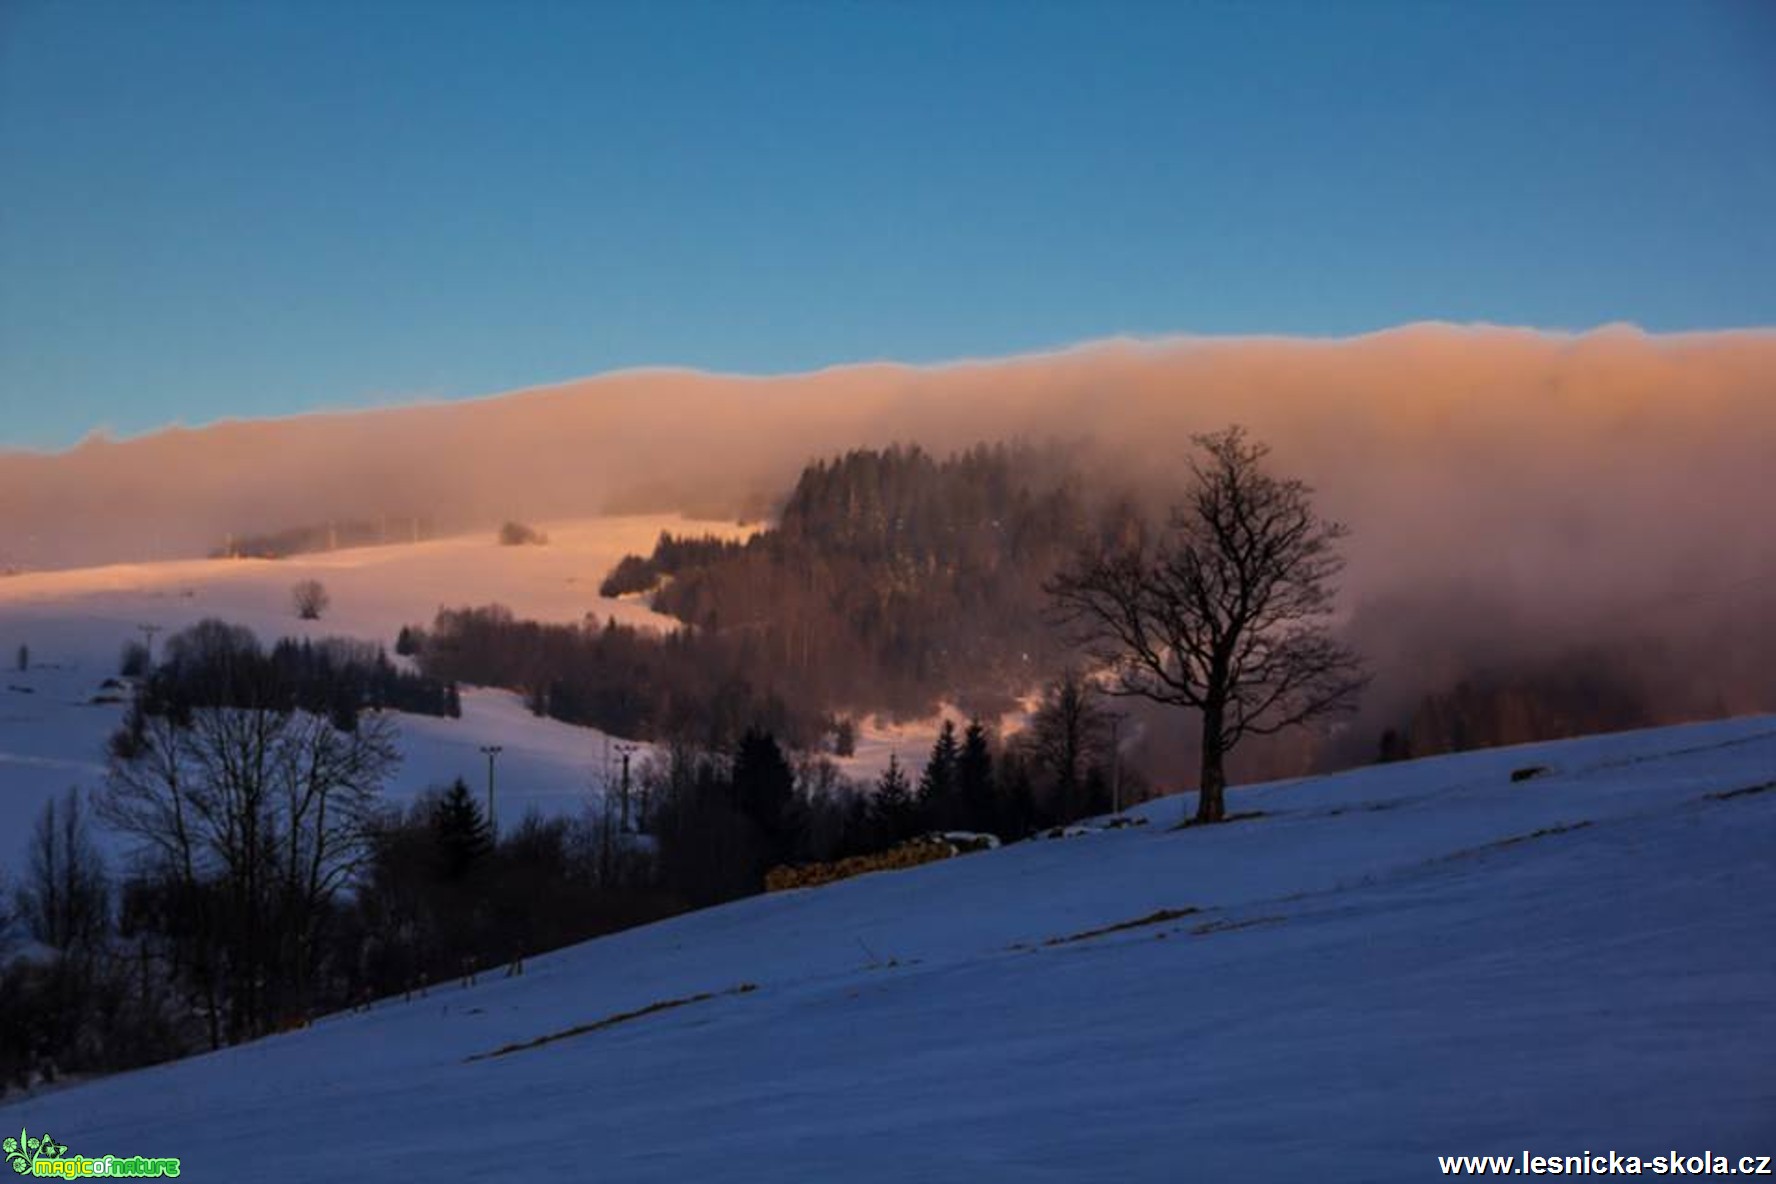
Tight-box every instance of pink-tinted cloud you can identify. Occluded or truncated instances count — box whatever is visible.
[3,321,1772,698]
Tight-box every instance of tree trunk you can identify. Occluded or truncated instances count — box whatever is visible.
[1196,706,1227,823]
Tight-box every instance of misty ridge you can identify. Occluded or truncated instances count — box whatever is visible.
[3,322,1774,777]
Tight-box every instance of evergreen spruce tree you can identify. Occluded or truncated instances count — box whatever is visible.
[731,728,796,862]
[432,778,493,882]
[998,754,1040,839]
[957,719,995,833]
[917,719,960,831]
[872,754,917,847]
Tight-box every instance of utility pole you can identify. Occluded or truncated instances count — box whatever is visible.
[138,623,162,670]
[614,742,638,832]
[1109,713,1125,817]
[479,745,503,839]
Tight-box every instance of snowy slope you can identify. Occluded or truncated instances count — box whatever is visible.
[0,516,742,865]
[0,515,948,868]
[4,717,1772,1181]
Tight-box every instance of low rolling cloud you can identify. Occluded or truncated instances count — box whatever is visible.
[4,322,1772,753]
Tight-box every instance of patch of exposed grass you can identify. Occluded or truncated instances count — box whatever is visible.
[1440,820,1592,864]
[1328,799,1407,818]
[1041,907,1201,948]
[1189,915,1286,937]
[1170,810,1268,832]
[1705,781,1776,803]
[1032,906,1290,952]
[465,983,759,1063]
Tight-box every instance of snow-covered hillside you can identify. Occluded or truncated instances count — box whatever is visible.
[4,717,1772,1180]
[0,516,741,865]
[0,516,948,868]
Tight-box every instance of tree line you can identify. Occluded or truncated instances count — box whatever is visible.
[0,639,1140,1093]
[410,442,1097,752]
[598,533,745,597]
[411,607,818,750]
[210,516,438,559]
[640,667,1144,908]
[1374,648,1654,764]
[121,620,460,735]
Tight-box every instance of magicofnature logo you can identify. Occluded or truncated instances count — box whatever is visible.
[4,1131,67,1176]
[4,1129,180,1178]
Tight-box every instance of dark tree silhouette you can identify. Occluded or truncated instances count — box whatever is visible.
[431,778,493,882]
[498,521,548,546]
[871,755,919,846]
[1025,668,1110,823]
[731,728,796,864]
[995,751,1040,839]
[832,716,858,758]
[128,622,454,724]
[1049,427,1366,823]
[292,579,330,621]
[918,720,961,830]
[102,700,399,1043]
[17,790,109,953]
[957,719,995,833]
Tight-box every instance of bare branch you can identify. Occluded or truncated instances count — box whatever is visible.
[1047,425,1366,821]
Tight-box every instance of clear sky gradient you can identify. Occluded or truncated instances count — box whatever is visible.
[2,0,1772,449]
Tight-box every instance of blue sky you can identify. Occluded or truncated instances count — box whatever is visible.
[2,0,1772,450]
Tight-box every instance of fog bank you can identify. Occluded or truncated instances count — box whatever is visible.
[3,323,1773,747]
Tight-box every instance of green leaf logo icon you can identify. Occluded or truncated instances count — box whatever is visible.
[4,1128,65,1175]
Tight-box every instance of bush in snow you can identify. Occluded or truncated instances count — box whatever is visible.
[292,579,330,620]
[498,521,548,547]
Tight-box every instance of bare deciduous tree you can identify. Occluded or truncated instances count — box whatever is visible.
[291,579,330,621]
[16,789,110,953]
[102,703,398,1042]
[1049,427,1366,823]
[1024,667,1111,821]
